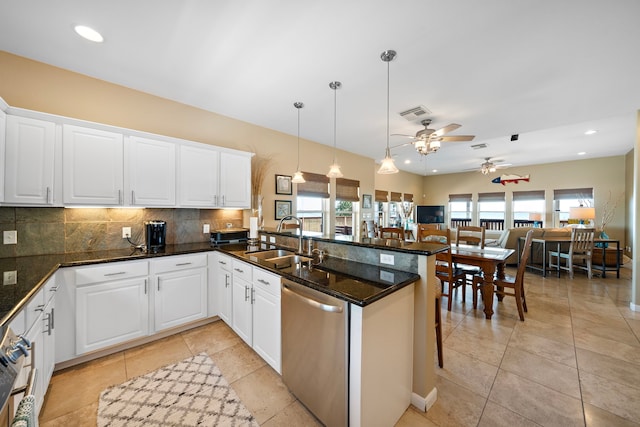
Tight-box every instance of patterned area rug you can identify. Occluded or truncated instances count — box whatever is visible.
[97,353,259,426]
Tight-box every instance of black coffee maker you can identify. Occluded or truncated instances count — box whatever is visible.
[145,220,167,252]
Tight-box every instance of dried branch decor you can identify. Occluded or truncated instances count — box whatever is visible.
[251,153,273,196]
[599,190,623,232]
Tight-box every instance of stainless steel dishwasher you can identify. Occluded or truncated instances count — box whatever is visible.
[281,278,349,427]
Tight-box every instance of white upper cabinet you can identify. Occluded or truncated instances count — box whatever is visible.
[63,124,124,205]
[126,135,176,206]
[178,143,219,207]
[219,151,251,208]
[4,115,57,205]
[0,108,6,201]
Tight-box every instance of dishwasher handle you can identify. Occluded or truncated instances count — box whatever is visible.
[282,283,343,313]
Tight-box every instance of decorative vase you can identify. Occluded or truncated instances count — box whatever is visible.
[252,194,264,229]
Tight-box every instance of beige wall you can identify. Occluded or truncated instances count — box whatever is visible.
[422,156,629,245]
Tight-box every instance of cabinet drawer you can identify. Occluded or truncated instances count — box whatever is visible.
[75,260,149,285]
[26,288,45,332]
[152,253,207,274]
[253,268,281,297]
[214,253,233,272]
[232,260,252,282]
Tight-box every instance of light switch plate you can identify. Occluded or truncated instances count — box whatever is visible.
[203,224,210,233]
[122,227,131,238]
[380,253,395,265]
[3,230,17,245]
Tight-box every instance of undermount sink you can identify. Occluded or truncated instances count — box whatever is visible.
[245,249,312,269]
[244,249,295,260]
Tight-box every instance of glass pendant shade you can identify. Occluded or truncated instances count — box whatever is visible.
[292,170,305,183]
[327,163,343,178]
[377,148,399,174]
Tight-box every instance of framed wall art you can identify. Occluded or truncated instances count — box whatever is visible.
[275,200,292,220]
[275,174,292,195]
[362,194,372,209]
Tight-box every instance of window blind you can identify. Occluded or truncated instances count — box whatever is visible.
[478,192,505,202]
[336,178,360,202]
[390,192,402,202]
[553,188,593,200]
[512,190,545,201]
[449,193,472,203]
[297,172,329,198]
[403,193,413,202]
[375,190,388,202]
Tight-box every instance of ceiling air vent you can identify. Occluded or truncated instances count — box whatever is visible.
[398,105,431,121]
[471,143,488,150]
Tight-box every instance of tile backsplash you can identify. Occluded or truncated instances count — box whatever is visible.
[0,207,244,258]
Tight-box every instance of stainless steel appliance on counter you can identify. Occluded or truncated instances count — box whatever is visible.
[145,220,166,252]
[281,279,349,427]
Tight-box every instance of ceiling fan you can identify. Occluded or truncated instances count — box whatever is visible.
[391,119,475,156]
[477,157,511,175]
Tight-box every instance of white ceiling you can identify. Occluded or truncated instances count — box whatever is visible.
[1,0,638,175]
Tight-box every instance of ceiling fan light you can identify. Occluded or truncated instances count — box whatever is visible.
[378,149,399,174]
[327,163,344,178]
[292,170,305,183]
[489,165,497,173]
[429,140,441,151]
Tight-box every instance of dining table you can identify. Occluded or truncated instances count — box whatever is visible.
[450,244,515,319]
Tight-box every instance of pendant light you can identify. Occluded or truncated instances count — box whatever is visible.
[326,81,344,178]
[377,50,399,174]
[291,102,306,184]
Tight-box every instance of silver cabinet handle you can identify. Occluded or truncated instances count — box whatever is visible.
[221,195,225,206]
[234,268,244,273]
[118,189,123,205]
[50,286,58,292]
[224,273,230,288]
[282,284,343,313]
[257,279,271,286]
[132,190,136,205]
[34,304,45,312]
[244,285,249,301]
[175,262,192,266]
[144,279,147,295]
[157,277,160,291]
[46,186,51,204]
[104,271,126,277]
[213,195,218,206]
[218,260,227,265]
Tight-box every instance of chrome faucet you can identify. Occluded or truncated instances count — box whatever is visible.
[276,215,304,253]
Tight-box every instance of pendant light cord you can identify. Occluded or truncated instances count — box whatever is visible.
[333,84,337,163]
[297,105,301,169]
[386,58,390,152]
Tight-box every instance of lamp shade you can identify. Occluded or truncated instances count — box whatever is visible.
[569,207,595,220]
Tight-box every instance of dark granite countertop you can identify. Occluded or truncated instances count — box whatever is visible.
[0,239,429,328]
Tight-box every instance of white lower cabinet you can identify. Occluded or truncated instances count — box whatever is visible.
[230,259,281,373]
[76,276,149,354]
[151,254,207,332]
[210,252,233,323]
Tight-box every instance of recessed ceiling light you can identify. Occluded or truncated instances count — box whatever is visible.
[404,159,411,164]
[74,25,104,43]
[578,151,586,156]
[431,169,438,173]
[584,129,597,135]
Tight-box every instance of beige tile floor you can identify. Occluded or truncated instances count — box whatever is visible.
[40,264,640,426]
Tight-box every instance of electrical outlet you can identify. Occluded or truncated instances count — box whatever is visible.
[3,271,17,285]
[203,224,210,233]
[3,230,17,245]
[269,236,276,243]
[380,253,395,265]
[122,227,131,238]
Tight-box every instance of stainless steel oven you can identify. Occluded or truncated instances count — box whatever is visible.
[0,326,34,427]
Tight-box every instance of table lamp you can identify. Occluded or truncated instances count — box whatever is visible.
[569,207,595,226]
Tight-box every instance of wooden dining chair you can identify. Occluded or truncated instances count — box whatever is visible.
[473,229,533,320]
[379,227,405,241]
[455,226,486,291]
[548,227,595,278]
[417,223,440,232]
[417,228,466,311]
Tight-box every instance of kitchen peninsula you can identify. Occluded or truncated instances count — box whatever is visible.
[1,232,444,426]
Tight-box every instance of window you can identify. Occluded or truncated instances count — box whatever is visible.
[389,192,402,227]
[449,193,472,228]
[478,192,505,230]
[335,178,359,235]
[513,190,545,227]
[375,190,388,226]
[296,172,329,232]
[553,188,593,227]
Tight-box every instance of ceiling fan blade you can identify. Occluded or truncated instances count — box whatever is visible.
[433,123,461,136]
[390,133,415,139]
[389,141,414,149]
[438,135,476,142]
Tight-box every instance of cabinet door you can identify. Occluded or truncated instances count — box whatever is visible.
[219,152,251,208]
[42,296,56,389]
[0,109,6,201]
[178,144,219,207]
[231,277,252,345]
[126,136,176,206]
[63,124,124,205]
[253,287,281,373]
[154,267,207,332]
[211,253,233,323]
[76,277,149,354]
[4,115,56,204]
[25,309,45,415]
